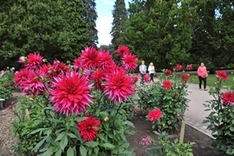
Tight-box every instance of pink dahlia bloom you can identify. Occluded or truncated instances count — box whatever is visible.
[143,74,150,83]
[14,69,31,88]
[76,115,100,141]
[222,91,234,105]
[181,72,190,83]
[14,69,45,95]
[216,70,228,81]
[186,64,193,70]
[90,69,105,90]
[140,136,152,147]
[79,47,101,69]
[165,69,172,76]
[25,53,43,70]
[73,57,85,71]
[99,50,115,70]
[18,56,26,64]
[148,108,162,122]
[50,72,93,116]
[116,45,129,57]
[163,80,172,89]
[121,53,138,71]
[175,64,182,71]
[104,70,135,103]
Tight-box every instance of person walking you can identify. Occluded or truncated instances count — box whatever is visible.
[148,62,155,82]
[139,60,147,80]
[197,62,208,91]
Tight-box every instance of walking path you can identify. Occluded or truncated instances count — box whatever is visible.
[185,83,213,138]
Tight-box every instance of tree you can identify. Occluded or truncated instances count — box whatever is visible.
[190,0,234,71]
[0,0,86,62]
[111,0,128,49]
[125,0,195,68]
[83,0,98,47]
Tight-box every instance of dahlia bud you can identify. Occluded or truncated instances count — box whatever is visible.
[104,117,109,122]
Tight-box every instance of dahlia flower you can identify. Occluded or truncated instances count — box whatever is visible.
[162,80,172,89]
[222,91,234,105]
[148,108,162,122]
[50,72,92,116]
[121,53,138,71]
[104,70,135,103]
[216,70,228,81]
[116,45,129,57]
[76,115,100,141]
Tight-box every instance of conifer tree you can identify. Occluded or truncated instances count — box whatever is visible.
[83,0,98,47]
[111,0,128,49]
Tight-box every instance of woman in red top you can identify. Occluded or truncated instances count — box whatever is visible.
[197,62,208,91]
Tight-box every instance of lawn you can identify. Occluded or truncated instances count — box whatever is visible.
[189,73,234,89]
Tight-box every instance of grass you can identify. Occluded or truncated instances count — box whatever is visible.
[189,73,234,88]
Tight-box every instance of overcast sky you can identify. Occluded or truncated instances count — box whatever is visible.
[96,0,129,46]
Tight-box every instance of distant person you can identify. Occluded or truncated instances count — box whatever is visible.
[139,60,147,80]
[197,62,208,91]
[148,62,155,82]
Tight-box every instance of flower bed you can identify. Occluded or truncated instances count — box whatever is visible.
[0,67,14,108]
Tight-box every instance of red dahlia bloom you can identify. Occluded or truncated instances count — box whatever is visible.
[116,45,129,57]
[143,74,150,83]
[216,70,228,81]
[165,69,172,76]
[76,115,100,141]
[186,64,193,70]
[121,53,138,71]
[181,72,190,83]
[148,108,162,122]
[80,47,101,69]
[73,57,85,71]
[25,53,43,70]
[99,50,115,70]
[221,91,234,105]
[14,69,31,89]
[104,70,135,103]
[90,69,105,90]
[163,80,172,89]
[50,72,93,116]
[175,64,182,71]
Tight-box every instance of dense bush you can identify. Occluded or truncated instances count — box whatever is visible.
[204,70,234,155]
[0,67,14,100]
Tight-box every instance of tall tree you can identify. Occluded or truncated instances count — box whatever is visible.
[83,0,98,47]
[190,0,234,71]
[0,0,86,62]
[111,0,128,49]
[125,0,195,68]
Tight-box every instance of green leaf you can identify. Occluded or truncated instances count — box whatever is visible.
[33,137,47,151]
[60,135,68,151]
[100,143,115,149]
[67,147,76,156]
[80,145,87,156]
[55,149,62,156]
[55,132,66,141]
[84,141,98,147]
[67,132,77,139]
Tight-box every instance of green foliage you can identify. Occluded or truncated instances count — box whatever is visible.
[125,0,194,69]
[0,0,87,62]
[146,131,194,156]
[0,67,14,100]
[203,76,234,155]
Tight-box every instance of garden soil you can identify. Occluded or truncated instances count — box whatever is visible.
[0,93,227,156]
